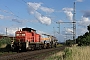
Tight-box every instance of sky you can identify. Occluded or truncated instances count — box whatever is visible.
[0,0,90,42]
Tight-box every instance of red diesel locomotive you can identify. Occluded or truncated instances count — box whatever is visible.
[11,27,57,52]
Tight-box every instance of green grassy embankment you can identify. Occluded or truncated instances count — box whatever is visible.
[45,46,90,60]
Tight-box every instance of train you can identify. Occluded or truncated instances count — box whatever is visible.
[11,27,58,52]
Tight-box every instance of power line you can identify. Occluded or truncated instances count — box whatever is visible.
[40,0,63,23]
[22,0,27,3]
[13,0,54,35]
[56,21,75,34]
[5,6,19,18]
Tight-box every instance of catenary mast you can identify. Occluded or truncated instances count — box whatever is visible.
[73,2,76,43]
[56,2,76,43]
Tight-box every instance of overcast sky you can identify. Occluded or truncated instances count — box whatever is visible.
[0,0,90,42]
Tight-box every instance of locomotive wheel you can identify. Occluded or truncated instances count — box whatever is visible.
[31,47,34,50]
[31,45,35,50]
[21,42,27,52]
[39,45,42,50]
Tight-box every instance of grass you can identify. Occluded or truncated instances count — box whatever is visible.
[0,45,16,56]
[65,46,90,60]
[0,52,17,56]
[45,46,90,60]
[32,50,61,60]
[45,51,64,60]
[56,44,63,47]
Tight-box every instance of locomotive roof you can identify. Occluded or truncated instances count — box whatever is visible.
[42,34,55,37]
[22,28,36,32]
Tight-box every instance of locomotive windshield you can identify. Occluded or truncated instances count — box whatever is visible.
[16,33,25,36]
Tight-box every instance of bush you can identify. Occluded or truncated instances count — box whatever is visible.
[0,37,11,48]
[64,48,72,58]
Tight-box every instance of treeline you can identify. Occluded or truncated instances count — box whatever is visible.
[65,40,75,46]
[66,25,90,46]
[76,25,90,46]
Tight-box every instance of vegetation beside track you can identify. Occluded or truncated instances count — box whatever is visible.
[45,46,90,60]
[0,37,11,47]
[63,46,90,60]
[0,37,13,56]
[0,46,65,60]
[0,52,17,56]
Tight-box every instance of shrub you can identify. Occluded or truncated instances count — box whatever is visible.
[0,37,11,48]
[64,47,72,59]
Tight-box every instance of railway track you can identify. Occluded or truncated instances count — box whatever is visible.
[0,46,65,60]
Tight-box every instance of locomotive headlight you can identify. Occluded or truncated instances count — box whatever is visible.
[16,34,19,36]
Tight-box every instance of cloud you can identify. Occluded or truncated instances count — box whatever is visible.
[12,18,22,23]
[40,6,54,13]
[83,10,90,17]
[0,14,12,20]
[65,28,73,34]
[77,16,90,36]
[58,20,63,22]
[35,12,51,25]
[37,30,49,35]
[62,28,73,35]
[0,15,4,19]
[76,0,83,2]
[27,2,54,13]
[7,27,19,36]
[27,2,53,25]
[77,27,87,36]
[0,9,14,15]
[62,8,73,21]
[78,16,90,27]
[0,27,20,36]
[27,2,41,14]
[0,27,5,35]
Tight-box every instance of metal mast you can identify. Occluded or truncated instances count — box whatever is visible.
[6,28,7,36]
[73,2,76,43]
[53,27,55,36]
[56,2,76,43]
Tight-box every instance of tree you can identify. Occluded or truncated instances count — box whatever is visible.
[66,39,74,46]
[87,24,90,33]
[0,37,11,48]
[76,25,90,46]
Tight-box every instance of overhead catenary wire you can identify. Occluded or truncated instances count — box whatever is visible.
[22,0,53,35]
[0,4,22,29]
[38,0,61,35]
[21,0,54,25]
[0,3,28,34]
[1,0,54,36]
[0,0,52,36]
[5,6,20,18]
[39,0,70,36]
[4,3,34,25]
[40,0,63,23]
[21,0,53,29]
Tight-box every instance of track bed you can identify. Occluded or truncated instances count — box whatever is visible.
[0,46,65,60]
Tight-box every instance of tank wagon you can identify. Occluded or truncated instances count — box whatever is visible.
[11,27,57,52]
[41,34,57,48]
